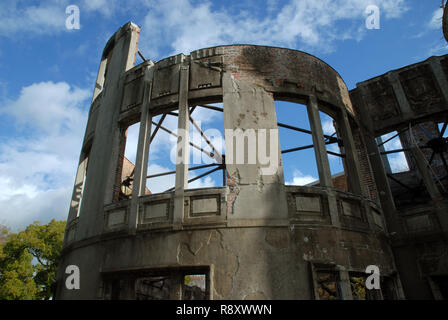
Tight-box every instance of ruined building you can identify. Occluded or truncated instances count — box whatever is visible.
[56,22,448,300]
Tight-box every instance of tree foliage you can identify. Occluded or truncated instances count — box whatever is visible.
[0,220,66,300]
[0,225,8,244]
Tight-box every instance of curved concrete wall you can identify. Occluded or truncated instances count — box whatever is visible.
[56,22,398,300]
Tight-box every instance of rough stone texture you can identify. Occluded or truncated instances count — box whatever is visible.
[350,54,448,300]
[58,21,448,300]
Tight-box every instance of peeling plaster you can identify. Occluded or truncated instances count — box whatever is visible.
[226,169,241,215]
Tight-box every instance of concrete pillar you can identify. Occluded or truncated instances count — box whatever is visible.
[307,96,340,226]
[337,109,367,196]
[428,57,448,105]
[387,72,413,120]
[222,73,288,223]
[169,274,184,300]
[76,22,140,239]
[409,146,448,234]
[356,86,403,235]
[410,146,442,200]
[173,65,190,227]
[339,269,354,300]
[129,65,154,232]
[307,95,333,188]
[376,136,392,174]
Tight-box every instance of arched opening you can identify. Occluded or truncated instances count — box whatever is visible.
[275,100,319,186]
[114,121,141,202]
[320,111,347,191]
[186,103,225,189]
[274,100,347,191]
[145,112,178,194]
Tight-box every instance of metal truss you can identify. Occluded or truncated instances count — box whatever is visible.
[132,103,347,193]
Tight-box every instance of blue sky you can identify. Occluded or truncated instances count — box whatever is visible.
[0,0,446,230]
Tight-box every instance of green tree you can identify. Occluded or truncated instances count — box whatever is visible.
[0,224,8,244]
[0,220,66,300]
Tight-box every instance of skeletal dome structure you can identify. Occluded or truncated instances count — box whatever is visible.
[56,22,448,300]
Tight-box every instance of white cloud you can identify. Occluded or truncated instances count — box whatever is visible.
[190,176,215,189]
[146,163,176,193]
[428,7,443,30]
[140,0,408,59]
[412,7,445,39]
[286,169,318,186]
[388,152,409,173]
[0,0,408,44]
[0,1,69,37]
[2,81,89,133]
[0,81,89,230]
[81,0,116,16]
[322,119,336,136]
[380,131,410,173]
[0,0,125,37]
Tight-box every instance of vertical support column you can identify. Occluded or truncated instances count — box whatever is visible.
[387,72,413,120]
[76,22,140,240]
[102,22,141,206]
[337,109,367,196]
[307,95,333,188]
[356,86,404,235]
[307,95,340,226]
[428,57,448,105]
[410,146,442,200]
[339,269,354,300]
[169,274,184,300]
[376,137,392,174]
[409,146,448,234]
[222,72,288,222]
[173,64,190,228]
[129,65,154,233]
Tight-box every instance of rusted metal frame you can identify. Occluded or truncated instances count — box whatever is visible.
[281,140,340,155]
[137,50,147,62]
[376,127,410,148]
[169,106,196,117]
[189,115,223,163]
[166,106,223,163]
[147,163,220,179]
[281,144,314,154]
[327,150,345,158]
[165,165,224,192]
[440,122,448,137]
[277,122,341,143]
[197,104,224,112]
[324,132,337,142]
[380,148,409,155]
[150,121,215,159]
[149,113,167,143]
